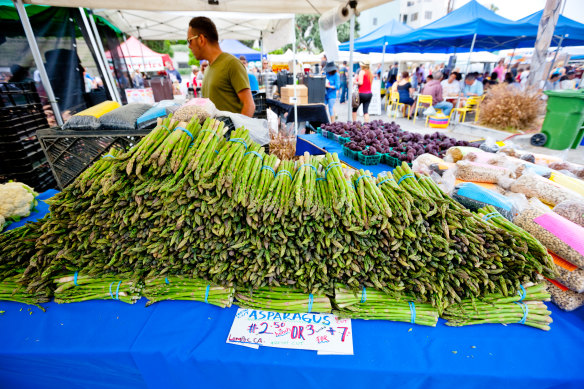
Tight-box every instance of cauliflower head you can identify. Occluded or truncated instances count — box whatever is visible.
[0,182,38,220]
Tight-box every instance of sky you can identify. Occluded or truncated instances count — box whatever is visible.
[477,0,584,23]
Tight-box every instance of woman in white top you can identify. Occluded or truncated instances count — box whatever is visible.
[440,72,461,98]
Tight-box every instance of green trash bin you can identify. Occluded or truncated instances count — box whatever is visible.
[540,89,584,150]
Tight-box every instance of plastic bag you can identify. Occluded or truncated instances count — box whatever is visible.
[514,207,584,269]
[136,100,180,129]
[549,161,584,179]
[445,146,482,162]
[509,174,584,206]
[553,200,584,228]
[478,138,500,153]
[452,182,516,219]
[99,103,152,130]
[549,172,584,197]
[173,98,217,122]
[546,280,584,311]
[422,106,436,116]
[548,251,584,294]
[412,154,453,176]
[455,160,514,184]
[63,101,121,130]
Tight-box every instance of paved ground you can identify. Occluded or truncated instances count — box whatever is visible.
[331,100,584,164]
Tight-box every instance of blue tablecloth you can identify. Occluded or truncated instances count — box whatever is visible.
[2,193,584,389]
[297,133,393,176]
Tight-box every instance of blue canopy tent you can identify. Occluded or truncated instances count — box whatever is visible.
[219,39,261,61]
[516,10,584,48]
[338,19,413,53]
[364,1,537,54]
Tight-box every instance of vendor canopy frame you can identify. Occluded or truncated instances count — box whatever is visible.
[338,18,413,53]
[23,0,389,15]
[92,10,295,41]
[356,0,538,54]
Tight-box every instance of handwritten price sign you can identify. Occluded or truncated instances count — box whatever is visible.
[227,308,353,355]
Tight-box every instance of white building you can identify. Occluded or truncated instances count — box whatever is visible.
[358,1,401,36]
[399,0,471,28]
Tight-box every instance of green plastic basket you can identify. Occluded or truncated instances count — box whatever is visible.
[342,145,360,160]
[358,151,382,165]
[316,127,322,134]
[383,154,401,168]
[327,131,338,141]
[321,129,329,139]
[338,136,351,145]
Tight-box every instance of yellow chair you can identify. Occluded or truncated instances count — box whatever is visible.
[450,95,482,123]
[389,91,410,119]
[412,94,433,124]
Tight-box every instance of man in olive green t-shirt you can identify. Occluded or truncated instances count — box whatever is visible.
[187,16,255,117]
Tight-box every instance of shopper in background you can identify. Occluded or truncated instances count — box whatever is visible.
[260,59,277,99]
[164,61,182,84]
[504,72,522,91]
[461,73,484,98]
[339,61,348,104]
[187,17,254,116]
[132,69,144,88]
[396,71,415,118]
[239,56,259,93]
[324,62,340,122]
[387,62,399,86]
[441,71,461,98]
[352,60,373,123]
[493,59,506,82]
[543,73,561,91]
[560,70,577,90]
[421,71,453,116]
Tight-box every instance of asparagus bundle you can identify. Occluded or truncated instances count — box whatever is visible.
[443,283,552,331]
[0,274,50,308]
[235,286,332,313]
[143,276,234,308]
[53,273,142,304]
[0,112,557,315]
[333,286,439,326]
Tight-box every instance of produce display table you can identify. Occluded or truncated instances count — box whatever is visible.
[297,133,392,176]
[1,192,584,389]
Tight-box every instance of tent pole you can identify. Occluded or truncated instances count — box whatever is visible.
[347,14,355,122]
[137,27,146,72]
[13,0,63,126]
[86,9,122,103]
[453,33,476,125]
[78,8,120,104]
[545,35,564,84]
[293,15,298,135]
[381,42,386,110]
[122,33,136,73]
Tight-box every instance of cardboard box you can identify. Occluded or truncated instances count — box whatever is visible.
[281,84,308,98]
[286,96,308,105]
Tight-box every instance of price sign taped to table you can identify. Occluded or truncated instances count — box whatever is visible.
[227,308,353,355]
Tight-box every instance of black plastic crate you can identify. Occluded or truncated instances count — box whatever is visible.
[37,128,151,189]
[0,104,48,132]
[0,82,42,107]
[1,161,57,192]
[0,139,42,159]
[253,92,267,119]
[0,147,46,174]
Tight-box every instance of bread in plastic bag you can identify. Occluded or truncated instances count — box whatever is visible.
[137,100,180,129]
[514,207,584,269]
[173,98,217,122]
[546,280,584,311]
[99,103,152,130]
[553,200,584,228]
[455,160,514,184]
[509,173,584,206]
[452,182,515,219]
[63,100,121,130]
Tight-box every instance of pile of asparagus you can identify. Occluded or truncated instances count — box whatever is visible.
[0,114,556,315]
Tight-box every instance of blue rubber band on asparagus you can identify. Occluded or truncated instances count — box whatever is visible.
[244,151,264,161]
[205,285,210,304]
[115,280,122,300]
[229,138,248,150]
[101,154,116,159]
[299,163,317,172]
[175,126,194,144]
[514,302,528,324]
[517,285,526,302]
[214,150,219,154]
[316,177,326,181]
[276,170,293,180]
[397,174,415,185]
[109,282,114,299]
[165,277,169,285]
[261,165,276,177]
[377,178,394,187]
[409,301,416,324]
[355,174,372,186]
[361,287,366,303]
[73,271,78,286]
[324,162,342,180]
[160,124,170,133]
[482,212,501,222]
[308,294,314,313]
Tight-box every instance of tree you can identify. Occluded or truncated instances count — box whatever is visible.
[291,14,360,53]
[142,40,174,58]
[489,4,499,13]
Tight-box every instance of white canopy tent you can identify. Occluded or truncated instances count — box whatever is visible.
[23,0,389,14]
